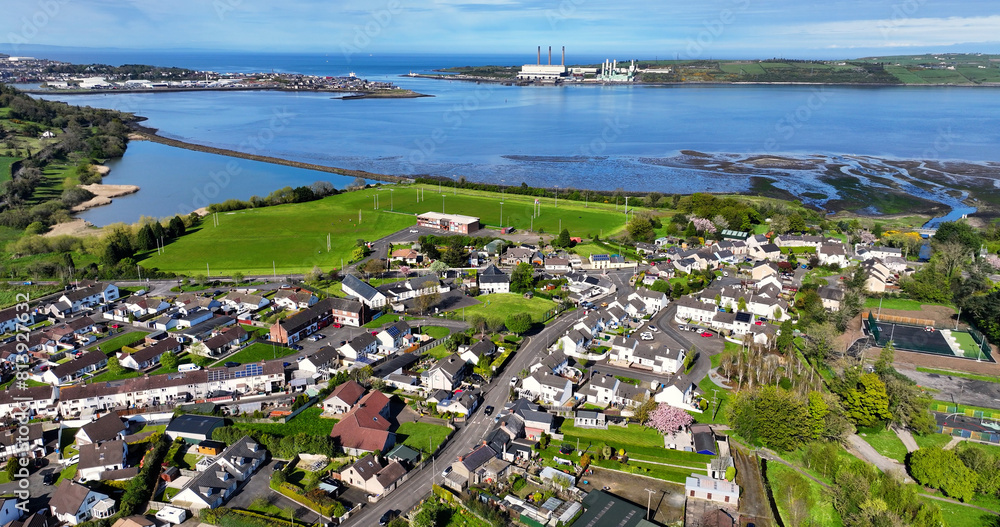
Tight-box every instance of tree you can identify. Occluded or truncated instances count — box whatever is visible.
[627,215,655,242]
[842,373,891,428]
[414,291,440,315]
[646,403,694,436]
[231,271,245,284]
[632,395,658,423]
[135,224,155,251]
[6,457,22,481]
[442,245,468,267]
[728,386,810,451]
[510,263,534,293]
[555,228,572,248]
[933,220,982,255]
[505,312,532,334]
[160,351,178,370]
[874,342,895,376]
[775,320,794,354]
[645,192,662,208]
[807,391,829,440]
[362,258,384,277]
[350,246,368,262]
[271,468,287,485]
[684,221,697,238]
[107,356,125,376]
[167,215,186,238]
[429,260,449,274]
[909,447,978,502]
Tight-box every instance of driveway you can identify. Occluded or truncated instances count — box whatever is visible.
[226,459,326,524]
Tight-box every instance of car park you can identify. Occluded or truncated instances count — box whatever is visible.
[640,332,653,341]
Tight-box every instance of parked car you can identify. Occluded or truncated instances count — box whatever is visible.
[380,510,399,526]
[441,466,452,478]
[42,472,55,485]
[410,229,419,233]
[700,331,714,337]
[510,376,518,386]
[224,361,241,368]
[274,461,287,472]
[648,325,658,332]
[640,333,654,341]
[484,405,494,416]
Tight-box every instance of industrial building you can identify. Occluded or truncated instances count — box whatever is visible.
[416,212,481,234]
[517,46,568,81]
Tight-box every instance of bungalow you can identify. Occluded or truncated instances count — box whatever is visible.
[220,292,269,313]
[200,326,249,357]
[174,294,222,312]
[543,257,571,274]
[176,308,214,329]
[49,480,116,525]
[41,350,107,385]
[376,320,413,351]
[574,410,607,429]
[458,339,496,365]
[116,339,182,374]
[121,297,171,317]
[422,354,467,391]
[588,254,630,270]
[477,264,510,294]
[322,380,366,414]
[520,371,573,406]
[384,275,448,303]
[390,248,423,265]
[342,274,388,309]
[329,391,395,455]
[858,246,903,261]
[634,242,658,255]
[340,454,408,495]
[78,440,127,482]
[338,332,378,361]
[76,413,126,446]
[272,289,318,310]
[774,234,824,248]
[172,436,267,511]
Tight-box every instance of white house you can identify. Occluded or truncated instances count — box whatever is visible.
[375,320,412,352]
[685,474,740,506]
[273,289,318,310]
[674,297,718,324]
[520,371,573,406]
[49,480,116,525]
[172,436,267,511]
[77,440,127,482]
[338,333,378,361]
[629,288,669,314]
[422,354,467,391]
[341,274,388,309]
[817,243,849,268]
[654,383,699,412]
[477,265,510,294]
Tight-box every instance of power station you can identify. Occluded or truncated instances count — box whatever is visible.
[516,47,636,83]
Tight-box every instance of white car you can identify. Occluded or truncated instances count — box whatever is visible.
[62,454,79,466]
[442,466,452,477]
[640,332,654,341]
[510,376,518,386]
[410,229,419,233]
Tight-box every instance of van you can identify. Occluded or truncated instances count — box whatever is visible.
[178,364,201,372]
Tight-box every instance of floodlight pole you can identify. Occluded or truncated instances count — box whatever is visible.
[644,488,655,520]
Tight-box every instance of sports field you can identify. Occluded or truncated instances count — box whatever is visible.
[140,184,636,275]
[868,320,993,362]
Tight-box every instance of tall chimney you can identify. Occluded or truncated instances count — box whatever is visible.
[548,46,552,65]
[537,46,540,65]
[562,46,565,66]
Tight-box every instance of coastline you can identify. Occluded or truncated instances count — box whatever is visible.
[128,122,412,185]
[405,73,1000,88]
[24,86,433,97]
[72,182,141,212]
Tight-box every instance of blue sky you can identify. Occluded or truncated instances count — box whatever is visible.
[3,0,999,58]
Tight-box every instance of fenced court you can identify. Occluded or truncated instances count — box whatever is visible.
[865,312,994,362]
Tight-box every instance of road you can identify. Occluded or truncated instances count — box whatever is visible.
[341,308,584,527]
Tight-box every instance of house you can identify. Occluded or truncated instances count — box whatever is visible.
[272,289,318,310]
[112,516,156,527]
[46,283,120,317]
[858,246,902,261]
[458,339,496,365]
[749,242,780,261]
[166,415,225,444]
[691,424,718,455]
[520,371,573,406]
[774,234,824,248]
[340,454,408,495]
[375,320,413,351]
[574,410,607,429]
[447,444,497,491]
[608,336,637,362]
[502,247,537,267]
[685,475,740,506]
[0,423,45,462]
[176,308,214,329]
[588,254,630,270]
[629,288,669,314]
[49,480,116,525]
[817,243,849,267]
[76,413,126,446]
[390,248,423,265]
[341,275,388,309]
[674,296,717,324]
[0,386,57,419]
[172,436,267,511]
[559,328,591,355]
[117,337,183,370]
[422,354,467,391]
[200,326,249,357]
[328,390,394,455]
[654,383,698,411]
[817,285,845,311]
[0,497,22,527]
[322,380,366,414]
[383,275,448,303]
[634,242,658,255]
[270,297,365,343]
[504,399,554,439]
[77,440,127,482]
[0,306,38,334]
[121,297,171,318]
[41,350,108,385]
[438,388,481,416]
[338,332,378,361]
[298,346,340,374]
[627,344,686,374]
[477,264,510,294]
[220,292,270,313]
[544,257,571,274]
[863,259,894,293]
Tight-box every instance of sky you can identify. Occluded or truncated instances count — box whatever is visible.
[2,0,999,59]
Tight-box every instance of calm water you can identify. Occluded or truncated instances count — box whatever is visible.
[29,52,1000,224]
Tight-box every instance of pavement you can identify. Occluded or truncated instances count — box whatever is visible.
[894,426,919,453]
[341,307,586,527]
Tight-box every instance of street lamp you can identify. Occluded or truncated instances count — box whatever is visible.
[500,202,504,230]
[389,188,394,211]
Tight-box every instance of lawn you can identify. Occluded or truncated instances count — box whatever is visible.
[560,424,715,468]
[917,367,1000,384]
[936,498,1000,527]
[443,504,492,527]
[397,421,452,455]
[59,428,79,457]
[0,156,18,185]
[363,313,401,328]
[767,462,843,527]
[912,432,953,451]
[858,428,909,463]
[140,183,639,276]
[88,368,144,383]
[213,342,298,365]
[695,373,731,425]
[863,297,954,312]
[458,293,557,322]
[231,407,337,437]
[423,344,451,360]
[420,325,451,339]
[88,331,150,355]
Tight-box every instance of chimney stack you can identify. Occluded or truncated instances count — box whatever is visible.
[562,46,565,66]
[548,46,552,65]
[537,46,540,65]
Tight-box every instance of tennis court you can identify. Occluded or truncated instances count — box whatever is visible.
[865,313,994,362]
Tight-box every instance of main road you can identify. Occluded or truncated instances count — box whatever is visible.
[342,307,588,526]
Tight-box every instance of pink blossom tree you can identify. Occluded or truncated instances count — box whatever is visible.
[691,217,716,234]
[985,254,1000,271]
[645,403,694,436]
[399,265,412,277]
[857,230,877,244]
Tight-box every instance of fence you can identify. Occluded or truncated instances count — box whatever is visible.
[863,311,934,327]
[938,426,1000,444]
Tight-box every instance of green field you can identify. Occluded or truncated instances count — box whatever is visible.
[0,156,19,184]
[859,428,909,463]
[213,342,298,365]
[913,432,953,451]
[141,184,636,275]
[768,462,843,527]
[421,326,451,339]
[695,373,731,425]
[396,421,452,454]
[231,407,337,437]
[952,331,985,359]
[936,498,1000,527]
[863,297,954,312]
[458,293,557,322]
[88,331,150,355]
[560,424,715,468]
[0,283,63,309]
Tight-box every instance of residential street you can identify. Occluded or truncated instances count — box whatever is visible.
[341,309,585,527]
